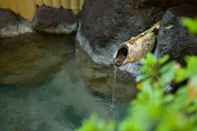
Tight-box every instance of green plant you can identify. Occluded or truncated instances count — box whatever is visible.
[77,54,197,131]
[182,18,197,34]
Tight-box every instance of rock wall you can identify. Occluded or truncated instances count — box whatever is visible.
[0,0,197,64]
[155,4,197,63]
[77,0,197,65]
[77,0,164,65]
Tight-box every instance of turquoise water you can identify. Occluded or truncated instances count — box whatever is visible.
[0,33,136,131]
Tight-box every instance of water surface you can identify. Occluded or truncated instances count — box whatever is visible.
[0,33,136,131]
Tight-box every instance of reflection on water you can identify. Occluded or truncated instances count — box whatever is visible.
[0,33,137,131]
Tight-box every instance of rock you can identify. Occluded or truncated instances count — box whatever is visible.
[155,5,197,62]
[32,6,77,34]
[77,0,164,65]
[0,9,18,29]
[0,33,75,86]
[0,9,32,38]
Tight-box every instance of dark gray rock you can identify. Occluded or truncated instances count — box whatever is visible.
[0,9,32,37]
[155,5,197,62]
[0,9,18,29]
[32,6,77,34]
[77,0,164,65]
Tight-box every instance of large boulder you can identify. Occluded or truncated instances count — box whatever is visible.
[32,6,77,34]
[155,5,197,62]
[77,0,164,65]
[0,9,32,38]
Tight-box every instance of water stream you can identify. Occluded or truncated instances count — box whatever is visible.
[0,33,137,131]
[110,66,118,120]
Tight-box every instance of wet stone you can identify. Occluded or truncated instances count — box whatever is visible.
[0,9,32,38]
[0,9,18,29]
[0,33,75,86]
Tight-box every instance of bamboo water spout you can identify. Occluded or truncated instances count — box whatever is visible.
[114,22,160,66]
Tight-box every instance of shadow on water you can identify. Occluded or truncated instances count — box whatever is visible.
[0,33,137,131]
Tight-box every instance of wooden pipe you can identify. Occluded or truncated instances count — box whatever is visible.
[114,22,160,66]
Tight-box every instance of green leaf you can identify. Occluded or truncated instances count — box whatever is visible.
[182,18,197,34]
[77,54,197,131]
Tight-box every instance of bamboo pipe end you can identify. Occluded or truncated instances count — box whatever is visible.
[113,44,129,67]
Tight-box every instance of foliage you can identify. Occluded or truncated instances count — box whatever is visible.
[182,18,197,34]
[77,114,115,131]
[77,19,197,131]
[77,54,197,131]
